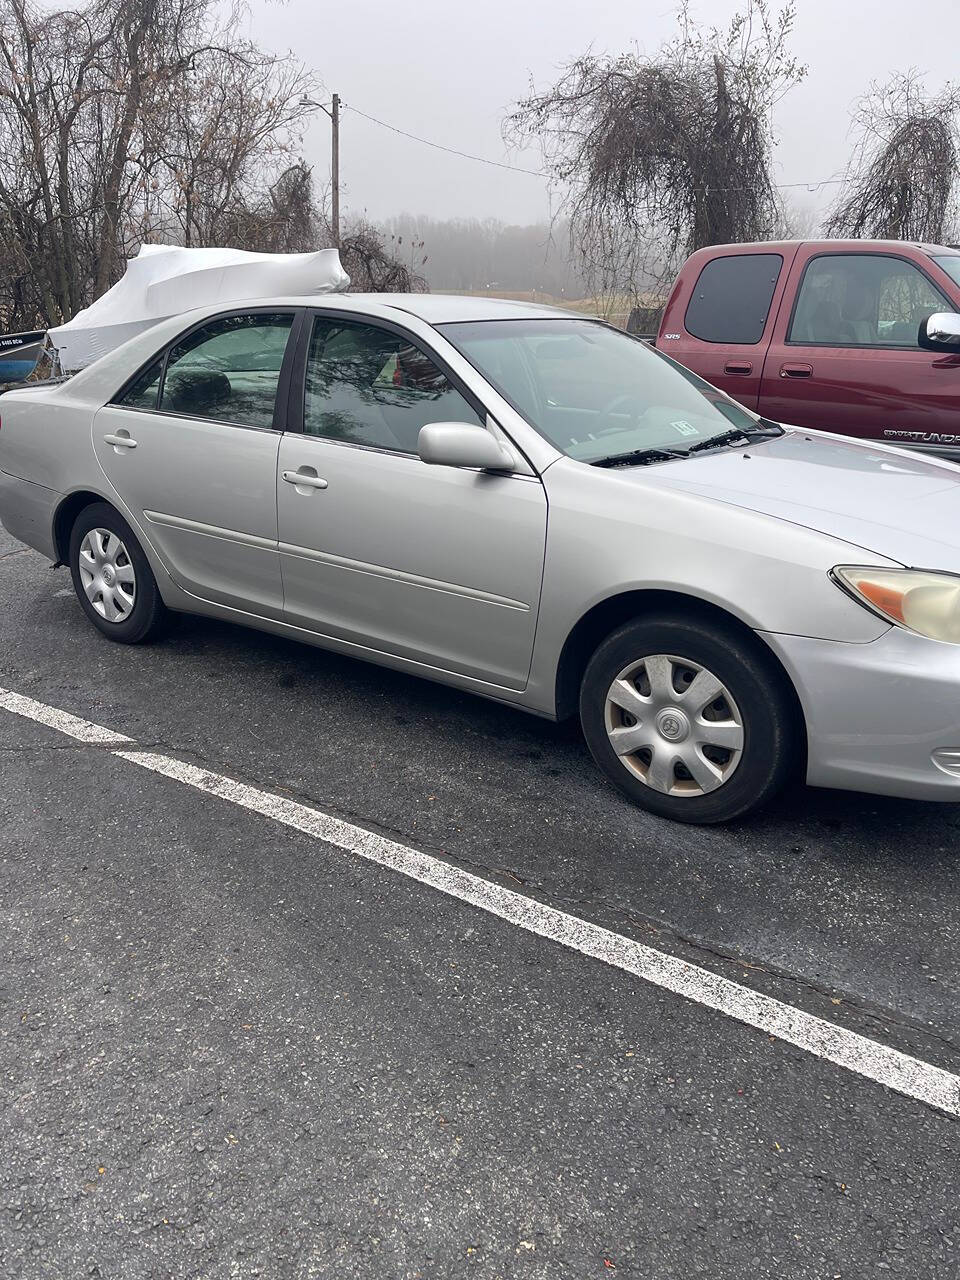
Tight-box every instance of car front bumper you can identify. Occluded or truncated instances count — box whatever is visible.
[762,626,960,800]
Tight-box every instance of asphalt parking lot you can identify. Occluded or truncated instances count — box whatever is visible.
[2,522,960,1278]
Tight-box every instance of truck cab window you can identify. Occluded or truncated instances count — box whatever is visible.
[684,253,783,345]
[790,255,948,348]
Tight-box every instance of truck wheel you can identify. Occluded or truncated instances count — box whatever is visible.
[580,616,797,824]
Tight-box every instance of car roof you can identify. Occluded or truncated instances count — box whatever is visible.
[272,292,578,324]
[37,291,590,407]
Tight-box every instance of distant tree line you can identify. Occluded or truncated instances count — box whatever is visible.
[381,216,594,298]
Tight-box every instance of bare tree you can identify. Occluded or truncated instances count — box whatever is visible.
[337,218,428,293]
[149,21,316,249]
[507,0,805,296]
[826,72,960,243]
[0,0,319,330]
[211,162,322,254]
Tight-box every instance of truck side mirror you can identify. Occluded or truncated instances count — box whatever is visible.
[918,312,960,350]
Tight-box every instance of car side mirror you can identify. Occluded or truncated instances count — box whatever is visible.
[918,312,960,350]
[418,422,517,472]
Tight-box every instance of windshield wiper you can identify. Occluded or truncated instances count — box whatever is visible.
[686,421,784,455]
[591,446,690,468]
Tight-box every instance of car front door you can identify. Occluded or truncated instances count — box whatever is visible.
[758,250,960,447]
[276,312,548,689]
[93,309,300,617]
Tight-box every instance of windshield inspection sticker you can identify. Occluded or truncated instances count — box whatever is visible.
[671,420,700,437]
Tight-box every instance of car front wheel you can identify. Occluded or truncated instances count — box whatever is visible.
[68,502,167,643]
[580,616,798,824]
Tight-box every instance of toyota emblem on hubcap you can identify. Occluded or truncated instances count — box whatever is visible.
[656,708,690,743]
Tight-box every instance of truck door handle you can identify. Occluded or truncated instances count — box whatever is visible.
[103,432,137,449]
[723,361,753,375]
[282,468,328,491]
[780,363,813,378]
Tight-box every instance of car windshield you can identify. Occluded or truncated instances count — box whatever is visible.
[932,254,960,290]
[437,318,769,463]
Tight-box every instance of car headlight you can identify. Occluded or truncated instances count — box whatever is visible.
[832,566,960,644]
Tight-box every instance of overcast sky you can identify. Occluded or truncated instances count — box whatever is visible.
[247,0,960,227]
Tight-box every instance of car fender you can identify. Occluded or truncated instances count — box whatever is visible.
[524,457,895,717]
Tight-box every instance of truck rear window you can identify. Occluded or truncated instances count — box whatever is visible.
[684,253,783,345]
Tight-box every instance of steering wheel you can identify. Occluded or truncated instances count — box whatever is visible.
[595,391,646,437]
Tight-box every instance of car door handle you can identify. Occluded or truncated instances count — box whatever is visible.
[282,469,328,490]
[780,363,813,378]
[723,361,753,375]
[103,433,137,449]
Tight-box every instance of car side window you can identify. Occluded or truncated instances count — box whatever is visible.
[157,312,294,428]
[303,316,482,453]
[116,357,164,409]
[789,255,948,348]
[684,253,783,344]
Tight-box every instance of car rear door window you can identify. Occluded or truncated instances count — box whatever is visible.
[116,357,163,409]
[302,316,482,453]
[684,253,783,344]
[789,255,948,347]
[157,312,294,428]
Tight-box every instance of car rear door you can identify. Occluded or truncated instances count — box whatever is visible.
[658,247,796,408]
[275,310,548,689]
[93,308,301,618]
[758,248,960,446]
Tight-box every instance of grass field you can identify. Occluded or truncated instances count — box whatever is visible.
[447,288,665,332]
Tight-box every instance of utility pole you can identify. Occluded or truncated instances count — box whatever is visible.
[300,94,341,249]
[330,93,340,249]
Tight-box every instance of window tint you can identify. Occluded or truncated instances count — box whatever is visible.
[684,253,782,344]
[303,317,482,453]
[158,312,294,427]
[790,255,948,347]
[116,357,163,409]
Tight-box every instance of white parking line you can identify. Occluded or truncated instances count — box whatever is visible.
[2,687,959,1118]
[0,688,133,745]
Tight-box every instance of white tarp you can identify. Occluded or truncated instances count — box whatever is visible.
[48,244,350,370]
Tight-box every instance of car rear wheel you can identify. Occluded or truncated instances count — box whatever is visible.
[580,616,797,824]
[68,502,167,643]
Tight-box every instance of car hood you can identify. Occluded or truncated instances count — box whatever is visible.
[631,429,960,571]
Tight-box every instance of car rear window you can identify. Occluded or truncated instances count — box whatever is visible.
[684,253,783,345]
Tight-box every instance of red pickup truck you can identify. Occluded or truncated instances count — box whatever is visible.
[655,239,960,454]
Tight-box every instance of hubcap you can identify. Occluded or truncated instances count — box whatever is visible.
[603,653,744,797]
[77,528,136,623]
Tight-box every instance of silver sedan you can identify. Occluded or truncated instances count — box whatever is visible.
[2,293,960,823]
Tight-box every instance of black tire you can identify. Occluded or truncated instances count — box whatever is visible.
[580,615,798,824]
[68,502,167,644]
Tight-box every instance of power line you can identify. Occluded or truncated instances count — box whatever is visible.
[341,100,847,196]
[342,103,547,177]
